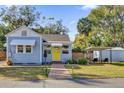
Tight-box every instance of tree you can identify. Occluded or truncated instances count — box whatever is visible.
[77,18,92,36]
[43,20,69,34]
[0,5,40,30]
[74,5,124,51]
[89,5,124,47]
[73,34,88,51]
[35,19,69,34]
[0,24,9,51]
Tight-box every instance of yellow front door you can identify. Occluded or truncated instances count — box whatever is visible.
[52,47,61,61]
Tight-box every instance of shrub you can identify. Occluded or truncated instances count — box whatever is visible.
[73,60,77,64]
[67,59,73,64]
[72,48,81,52]
[6,59,13,65]
[77,58,88,65]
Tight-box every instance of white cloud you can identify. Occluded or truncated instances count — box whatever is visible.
[81,5,98,10]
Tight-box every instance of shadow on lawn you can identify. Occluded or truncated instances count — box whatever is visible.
[0,67,49,83]
[111,63,124,67]
[48,73,107,86]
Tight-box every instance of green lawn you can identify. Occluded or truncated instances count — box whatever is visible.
[65,62,124,79]
[0,66,50,80]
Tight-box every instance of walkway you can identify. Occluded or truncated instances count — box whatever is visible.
[0,61,5,66]
[48,64,72,80]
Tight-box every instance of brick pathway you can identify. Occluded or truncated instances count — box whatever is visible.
[48,64,72,80]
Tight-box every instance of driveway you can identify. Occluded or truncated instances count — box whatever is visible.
[0,78,124,88]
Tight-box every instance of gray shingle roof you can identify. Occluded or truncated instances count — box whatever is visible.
[41,34,70,42]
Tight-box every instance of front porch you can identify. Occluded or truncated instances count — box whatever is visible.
[43,42,71,64]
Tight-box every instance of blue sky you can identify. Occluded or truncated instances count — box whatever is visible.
[2,5,98,41]
[34,5,98,41]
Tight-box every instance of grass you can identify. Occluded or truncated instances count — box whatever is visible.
[65,62,124,79]
[0,66,50,80]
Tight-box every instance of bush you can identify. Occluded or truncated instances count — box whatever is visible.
[72,48,81,52]
[67,59,73,64]
[6,59,13,65]
[77,58,88,65]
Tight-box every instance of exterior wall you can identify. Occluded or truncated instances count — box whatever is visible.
[7,37,42,64]
[6,26,40,37]
[99,50,124,62]
[61,44,72,63]
[100,50,111,61]
[72,52,85,61]
[43,43,72,64]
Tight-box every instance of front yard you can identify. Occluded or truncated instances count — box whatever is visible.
[0,66,50,80]
[65,62,124,79]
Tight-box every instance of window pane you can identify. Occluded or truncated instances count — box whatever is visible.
[26,45,32,53]
[62,50,69,54]
[63,45,69,49]
[44,49,51,54]
[17,45,23,53]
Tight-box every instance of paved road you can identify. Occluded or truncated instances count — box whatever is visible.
[0,78,124,88]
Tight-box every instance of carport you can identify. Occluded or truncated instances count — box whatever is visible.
[86,47,112,63]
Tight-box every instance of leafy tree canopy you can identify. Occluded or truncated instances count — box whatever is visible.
[74,5,124,51]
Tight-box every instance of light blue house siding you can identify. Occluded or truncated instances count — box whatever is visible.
[7,37,42,64]
[61,44,72,63]
[42,44,72,64]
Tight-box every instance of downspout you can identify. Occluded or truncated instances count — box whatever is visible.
[110,48,112,63]
[6,37,8,60]
[40,37,42,65]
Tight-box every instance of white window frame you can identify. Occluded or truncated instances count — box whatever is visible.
[16,45,24,54]
[16,45,33,54]
[25,45,33,54]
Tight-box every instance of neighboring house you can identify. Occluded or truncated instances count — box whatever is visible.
[93,47,124,62]
[5,26,72,65]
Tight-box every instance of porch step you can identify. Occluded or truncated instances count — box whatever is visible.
[52,61,61,64]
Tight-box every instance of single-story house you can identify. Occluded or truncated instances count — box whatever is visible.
[5,26,72,65]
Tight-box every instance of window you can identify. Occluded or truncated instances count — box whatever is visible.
[21,30,27,36]
[62,50,69,54]
[44,49,51,54]
[16,45,33,54]
[17,45,23,53]
[26,45,32,53]
[62,45,69,49]
[47,50,51,54]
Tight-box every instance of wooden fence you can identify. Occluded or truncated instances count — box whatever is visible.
[72,52,85,61]
[0,51,6,61]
